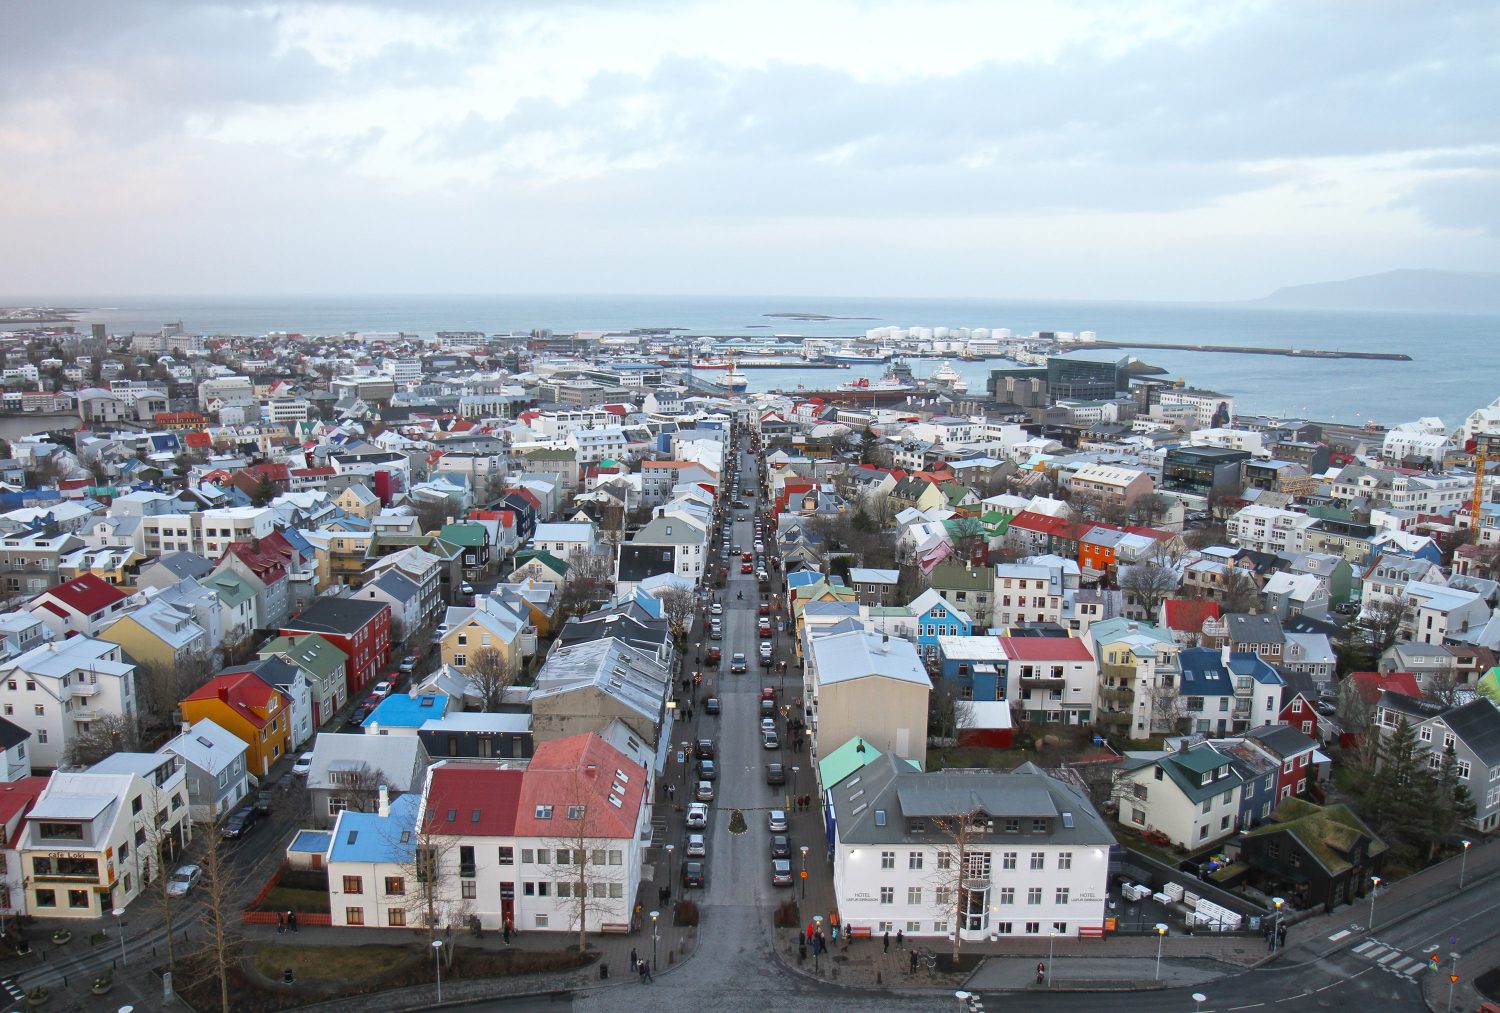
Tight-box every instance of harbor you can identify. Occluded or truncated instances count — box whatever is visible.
[1071,339,1412,361]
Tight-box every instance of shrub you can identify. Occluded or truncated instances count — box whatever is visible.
[674,899,700,927]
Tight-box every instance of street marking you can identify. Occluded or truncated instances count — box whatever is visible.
[1328,929,1351,942]
[1378,951,1402,965]
[1351,940,1375,954]
[1388,958,1416,974]
[1423,943,1440,953]
[1363,945,1390,960]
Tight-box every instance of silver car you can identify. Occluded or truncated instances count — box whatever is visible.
[686,833,707,858]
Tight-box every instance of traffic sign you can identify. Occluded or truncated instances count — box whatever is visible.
[800,870,808,879]
[1451,974,1461,983]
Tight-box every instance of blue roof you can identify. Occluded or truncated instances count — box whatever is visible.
[289,830,332,855]
[785,572,825,590]
[1178,648,1283,695]
[362,693,448,729]
[328,793,420,863]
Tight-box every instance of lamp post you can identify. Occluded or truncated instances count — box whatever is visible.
[814,915,824,973]
[792,764,800,795]
[800,845,809,899]
[432,940,444,1003]
[1271,897,1285,953]
[1154,923,1168,981]
[1449,951,1461,1013]
[650,910,660,970]
[1192,993,1207,1012]
[111,907,127,968]
[665,844,675,888]
[1048,930,1056,987]
[1461,839,1472,888]
[1369,876,1381,930]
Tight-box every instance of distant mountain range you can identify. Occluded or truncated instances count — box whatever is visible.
[1253,269,1500,314]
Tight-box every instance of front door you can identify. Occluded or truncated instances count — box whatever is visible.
[501,883,515,929]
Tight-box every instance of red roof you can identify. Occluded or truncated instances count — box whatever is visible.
[32,573,128,616]
[0,776,49,846]
[1350,670,1422,705]
[220,536,289,586]
[184,432,213,448]
[514,734,646,841]
[998,637,1094,662]
[1009,511,1074,537]
[291,466,336,478]
[1162,598,1222,632]
[423,766,523,836]
[184,672,285,729]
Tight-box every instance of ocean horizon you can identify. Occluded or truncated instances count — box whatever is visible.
[10,293,1496,427]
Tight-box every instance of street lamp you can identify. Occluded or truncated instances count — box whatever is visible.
[1192,993,1207,1012]
[792,764,800,794]
[1449,951,1462,1013]
[814,915,824,973]
[800,845,809,899]
[111,907,127,968]
[1461,839,1472,888]
[432,939,444,1003]
[650,910,660,970]
[1271,897,1285,953]
[665,844,675,887]
[1368,876,1381,930]
[1048,930,1056,987]
[1154,923,1168,981]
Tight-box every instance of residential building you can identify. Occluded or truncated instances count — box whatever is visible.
[529,637,672,749]
[28,573,132,638]
[180,671,293,778]
[306,732,431,829]
[1238,798,1387,912]
[159,718,251,822]
[1090,618,1182,737]
[98,598,209,671]
[1373,696,1500,832]
[992,564,1064,627]
[928,563,994,628]
[280,597,392,699]
[1116,741,1245,848]
[1177,648,1285,734]
[806,630,932,766]
[0,637,138,770]
[258,633,348,727]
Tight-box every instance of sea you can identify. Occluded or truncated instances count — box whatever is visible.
[38,293,1500,427]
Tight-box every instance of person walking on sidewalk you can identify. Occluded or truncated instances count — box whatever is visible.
[883,930,889,953]
[641,959,653,982]
[630,947,637,970]
[896,928,903,949]
[276,911,286,934]
[503,920,511,944]
[287,911,298,933]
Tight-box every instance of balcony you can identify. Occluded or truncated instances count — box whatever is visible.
[66,682,100,699]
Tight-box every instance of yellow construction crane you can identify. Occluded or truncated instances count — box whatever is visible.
[1471,443,1489,544]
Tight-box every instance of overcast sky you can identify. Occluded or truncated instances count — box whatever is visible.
[2,0,1496,301]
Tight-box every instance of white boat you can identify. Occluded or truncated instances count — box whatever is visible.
[930,360,968,394]
[825,345,891,364]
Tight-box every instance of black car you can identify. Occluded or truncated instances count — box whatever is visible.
[769,834,792,859]
[253,789,274,815]
[681,860,706,888]
[221,806,262,839]
[698,758,717,781]
[765,762,786,786]
[696,738,716,760]
[704,697,721,715]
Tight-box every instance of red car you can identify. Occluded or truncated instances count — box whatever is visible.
[705,647,722,667]
[758,617,772,635]
[741,552,753,562]
[758,602,771,616]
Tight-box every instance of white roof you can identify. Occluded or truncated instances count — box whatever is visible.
[810,630,932,689]
[161,718,248,774]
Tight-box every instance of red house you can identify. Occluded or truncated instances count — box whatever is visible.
[280,597,391,697]
[1245,724,1319,802]
[28,573,131,637]
[1278,685,1320,740]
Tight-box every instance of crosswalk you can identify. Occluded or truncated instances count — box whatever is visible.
[1350,939,1432,980]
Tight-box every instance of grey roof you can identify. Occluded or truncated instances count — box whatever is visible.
[810,630,931,689]
[0,715,29,751]
[306,733,430,792]
[151,551,213,580]
[1226,613,1285,644]
[368,569,420,604]
[831,754,1113,847]
[160,718,246,774]
[532,637,669,725]
[1377,690,1445,721]
[1441,699,1500,766]
[1243,723,1317,758]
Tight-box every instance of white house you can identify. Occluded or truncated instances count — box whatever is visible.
[1115,742,1245,849]
[0,637,138,771]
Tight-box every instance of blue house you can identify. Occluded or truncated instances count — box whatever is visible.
[908,588,973,662]
[936,634,1008,701]
[363,692,450,733]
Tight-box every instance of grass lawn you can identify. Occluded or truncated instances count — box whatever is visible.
[259,886,331,914]
[251,943,411,982]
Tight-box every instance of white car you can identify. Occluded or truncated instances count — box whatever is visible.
[686,803,709,829]
[370,681,393,699]
[710,603,723,616]
[686,833,707,858]
[760,717,776,735]
[291,752,314,777]
[167,864,202,897]
[767,809,788,832]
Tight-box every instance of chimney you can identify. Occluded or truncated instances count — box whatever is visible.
[378,784,389,817]
[585,763,597,778]
[1220,644,1231,666]
[1127,621,1138,632]
[218,686,229,703]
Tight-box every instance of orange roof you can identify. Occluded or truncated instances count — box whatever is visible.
[514,734,645,841]
[424,766,523,836]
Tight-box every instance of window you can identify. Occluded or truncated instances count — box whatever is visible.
[342,876,363,894]
[935,887,952,907]
[387,909,406,927]
[908,852,924,870]
[1058,851,1072,870]
[453,653,466,667]
[1030,852,1045,871]
[937,853,952,870]
[907,887,922,905]
[568,805,586,820]
[879,886,894,905]
[462,880,477,900]
[1002,852,1017,870]
[998,887,1014,905]
[460,845,476,878]
[1032,818,1048,832]
[35,889,55,907]
[880,851,895,869]
[499,847,514,865]
[1004,818,1020,834]
[1026,921,1040,934]
[535,805,553,820]
[1055,888,1070,905]
[1027,887,1043,905]
[36,822,83,841]
[346,907,365,926]
[1420,726,1433,742]
[1458,760,1472,780]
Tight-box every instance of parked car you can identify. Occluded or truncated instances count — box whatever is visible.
[698,758,717,781]
[758,617,772,636]
[686,803,709,829]
[767,808,788,832]
[686,833,707,858]
[292,752,314,777]
[710,602,723,616]
[705,647,721,667]
[763,730,780,750]
[761,717,776,734]
[371,680,394,699]
[253,789,274,815]
[460,581,475,595]
[761,698,776,717]
[766,762,786,786]
[771,858,793,887]
[761,686,776,702]
[682,861,707,888]
[758,601,771,616]
[221,807,262,839]
[769,834,791,859]
[704,697,721,715]
[167,864,202,897]
[710,619,723,640]
[696,738,716,759]
[695,779,715,802]
[398,655,417,674]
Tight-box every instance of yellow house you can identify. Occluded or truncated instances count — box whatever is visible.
[439,609,523,677]
[334,485,381,520]
[98,598,209,669]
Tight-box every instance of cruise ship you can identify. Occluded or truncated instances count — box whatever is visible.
[823,344,892,364]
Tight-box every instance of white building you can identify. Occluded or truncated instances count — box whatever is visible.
[0,637,138,770]
[1226,504,1316,555]
[992,564,1065,627]
[828,752,1113,941]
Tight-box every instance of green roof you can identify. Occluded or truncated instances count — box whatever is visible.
[523,447,576,460]
[513,549,569,577]
[439,522,488,548]
[203,570,255,608]
[1242,798,1387,875]
[818,736,921,787]
[258,634,345,679]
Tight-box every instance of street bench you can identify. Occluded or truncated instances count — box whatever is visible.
[601,923,630,935]
[847,926,872,939]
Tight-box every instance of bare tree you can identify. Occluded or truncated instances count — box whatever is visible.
[1425,667,1462,708]
[466,647,516,712]
[411,498,451,534]
[545,773,618,955]
[1337,676,1381,769]
[389,813,467,949]
[656,585,698,643]
[1362,598,1407,656]
[191,824,240,1013]
[1220,569,1262,614]
[64,714,141,767]
[927,809,987,960]
[328,763,392,814]
[560,550,614,615]
[947,515,987,563]
[137,784,191,979]
[1147,681,1186,736]
[136,651,218,739]
[1128,492,1174,528]
[1120,561,1178,620]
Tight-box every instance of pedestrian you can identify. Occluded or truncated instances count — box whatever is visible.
[503,920,511,944]
[667,783,676,801]
[287,910,298,933]
[1037,962,1046,985]
[883,929,890,952]
[896,928,903,949]
[1278,925,1288,947]
[276,911,286,934]
[909,950,918,974]
[642,958,653,982]
[630,946,637,969]
[831,925,839,945]
[506,917,515,939]
[806,923,815,941]
[638,959,648,983]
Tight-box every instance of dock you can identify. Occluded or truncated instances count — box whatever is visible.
[1072,341,1411,361]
